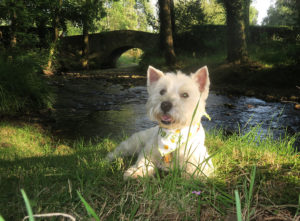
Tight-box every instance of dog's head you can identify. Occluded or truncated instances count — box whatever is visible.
[146,66,210,129]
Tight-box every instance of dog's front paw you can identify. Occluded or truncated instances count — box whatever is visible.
[123,165,155,180]
[123,167,143,180]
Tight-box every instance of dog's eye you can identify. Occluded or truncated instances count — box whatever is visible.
[160,89,166,95]
[181,92,189,98]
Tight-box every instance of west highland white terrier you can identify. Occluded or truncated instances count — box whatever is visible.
[106,66,214,179]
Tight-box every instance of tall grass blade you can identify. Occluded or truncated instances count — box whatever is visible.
[294,194,300,219]
[129,202,140,221]
[235,190,242,221]
[244,165,257,221]
[0,215,5,221]
[248,166,256,203]
[77,191,100,221]
[20,189,34,221]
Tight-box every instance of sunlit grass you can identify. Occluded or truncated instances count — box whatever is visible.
[0,121,299,220]
[116,48,143,68]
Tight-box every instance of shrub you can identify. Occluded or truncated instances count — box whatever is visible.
[0,51,54,115]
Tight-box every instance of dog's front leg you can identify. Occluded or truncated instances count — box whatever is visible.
[124,152,156,180]
[106,126,158,161]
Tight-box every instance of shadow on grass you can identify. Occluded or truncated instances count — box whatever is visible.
[0,148,299,220]
[0,150,124,220]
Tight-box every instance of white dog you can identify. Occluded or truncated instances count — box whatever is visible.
[106,66,214,179]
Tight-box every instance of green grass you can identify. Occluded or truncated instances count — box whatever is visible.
[0,121,299,220]
[116,49,143,68]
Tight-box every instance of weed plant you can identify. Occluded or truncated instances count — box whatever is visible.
[0,51,54,115]
[0,121,299,220]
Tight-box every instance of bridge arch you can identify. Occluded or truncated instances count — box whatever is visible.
[103,46,138,68]
[60,30,159,70]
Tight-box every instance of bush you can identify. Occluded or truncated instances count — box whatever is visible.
[0,51,54,115]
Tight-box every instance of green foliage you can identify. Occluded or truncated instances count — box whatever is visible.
[94,0,152,32]
[0,52,54,115]
[0,0,41,48]
[249,6,258,25]
[174,0,206,33]
[262,0,298,26]
[66,21,82,36]
[249,40,300,66]
[201,0,226,25]
[67,0,106,33]
[64,0,155,35]
[174,0,226,33]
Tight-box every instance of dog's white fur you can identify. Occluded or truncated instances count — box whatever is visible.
[106,66,214,179]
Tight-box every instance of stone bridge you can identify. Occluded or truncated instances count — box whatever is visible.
[60,30,159,70]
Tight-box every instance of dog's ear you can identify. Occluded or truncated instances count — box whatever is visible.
[192,66,210,93]
[147,66,164,86]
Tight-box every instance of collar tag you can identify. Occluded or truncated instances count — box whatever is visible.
[163,153,172,164]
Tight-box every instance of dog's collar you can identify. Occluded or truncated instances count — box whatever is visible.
[157,124,201,159]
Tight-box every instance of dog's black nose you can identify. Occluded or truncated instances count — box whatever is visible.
[161,101,172,113]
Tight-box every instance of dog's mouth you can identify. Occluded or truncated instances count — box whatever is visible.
[160,114,174,125]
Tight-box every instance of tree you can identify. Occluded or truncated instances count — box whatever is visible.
[96,0,153,32]
[68,0,105,69]
[249,6,258,25]
[297,0,300,26]
[222,0,249,63]
[174,0,206,33]
[202,0,226,25]
[82,0,91,69]
[243,0,250,42]
[0,0,34,51]
[46,0,63,72]
[262,0,298,26]
[158,0,176,67]
[174,0,226,31]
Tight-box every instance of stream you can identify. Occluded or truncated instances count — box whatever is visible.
[51,76,300,148]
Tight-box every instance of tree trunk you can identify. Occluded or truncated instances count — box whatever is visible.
[224,0,248,64]
[46,0,62,74]
[82,0,91,70]
[37,20,48,49]
[243,0,250,43]
[170,0,176,35]
[82,20,89,70]
[10,8,17,49]
[158,0,176,67]
[296,0,300,26]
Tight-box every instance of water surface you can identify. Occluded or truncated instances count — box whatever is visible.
[52,77,299,147]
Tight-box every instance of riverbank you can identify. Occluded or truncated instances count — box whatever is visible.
[209,62,300,103]
[59,62,300,104]
[0,120,299,220]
